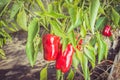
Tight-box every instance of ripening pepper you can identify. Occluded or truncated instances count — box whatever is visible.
[56,44,74,73]
[102,25,112,37]
[42,34,60,61]
[76,39,83,50]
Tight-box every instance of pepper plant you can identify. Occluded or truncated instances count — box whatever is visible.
[0,0,120,80]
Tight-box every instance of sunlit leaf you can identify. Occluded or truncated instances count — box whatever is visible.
[62,37,69,51]
[45,12,67,19]
[90,0,100,33]
[36,0,46,12]
[56,70,62,80]
[0,39,3,47]
[69,6,77,25]
[68,31,76,47]
[67,6,81,33]
[99,6,105,15]
[67,69,74,80]
[0,49,6,59]
[76,49,90,80]
[84,44,95,68]
[95,17,106,30]
[111,8,120,26]
[40,66,47,80]
[84,13,90,30]
[102,40,108,59]
[27,18,39,42]
[11,22,19,31]
[72,53,79,69]
[50,20,66,38]
[0,28,11,40]
[89,36,97,46]
[10,1,23,19]
[33,35,41,64]
[96,33,107,63]
[17,8,27,31]
[0,0,10,10]
[1,21,16,32]
[80,24,87,38]
[26,18,39,66]
[26,42,34,67]
[48,3,53,12]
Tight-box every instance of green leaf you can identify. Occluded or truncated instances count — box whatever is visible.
[102,40,108,59]
[26,42,34,67]
[80,24,87,38]
[1,21,16,32]
[56,70,62,80]
[76,49,90,80]
[0,0,10,10]
[89,36,97,46]
[76,49,82,64]
[47,3,67,19]
[62,37,69,51]
[0,28,11,40]
[40,66,47,80]
[26,18,39,66]
[48,3,53,13]
[36,0,46,12]
[96,33,107,63]
[27,18,39,42]
[84,44,95,68]
[67,6,81,33]
[45,12,67,19]
[0,39,3,47]
[17,8,27,31]
[10,1,23,19]
[90,0,100,33]
[50,20,66,38]
[95,17,106,30]
[0,49,6,59]
[33,35,41,64]
[67,69,74,80]
[82,54,90,80]
[84,13,90,30]
[72,53,79,69]
[99,6,105,15]
[111,8,120,26]
[11,22,19,31]
[69,6,77,25]
[68,31,76,47]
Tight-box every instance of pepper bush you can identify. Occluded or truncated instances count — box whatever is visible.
[0,0,120,80]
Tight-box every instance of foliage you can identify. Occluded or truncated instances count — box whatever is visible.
[0,0,120,80]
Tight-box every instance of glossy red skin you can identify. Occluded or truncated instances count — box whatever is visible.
[42,34,60,61]
[102,25,112,37]
[56,44,74,73]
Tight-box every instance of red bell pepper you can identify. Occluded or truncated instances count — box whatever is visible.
[102,25,112,37]
[42,34,60,61]
[56,44,74,73]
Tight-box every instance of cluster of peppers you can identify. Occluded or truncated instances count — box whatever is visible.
[42,34,75,73]
[42,25,112,73]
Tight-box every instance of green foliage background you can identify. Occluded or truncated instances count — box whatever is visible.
[0,0,120,80]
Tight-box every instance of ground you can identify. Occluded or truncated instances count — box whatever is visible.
[0,30,120,80]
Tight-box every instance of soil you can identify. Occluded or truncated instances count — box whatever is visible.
[0,30,120,80]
